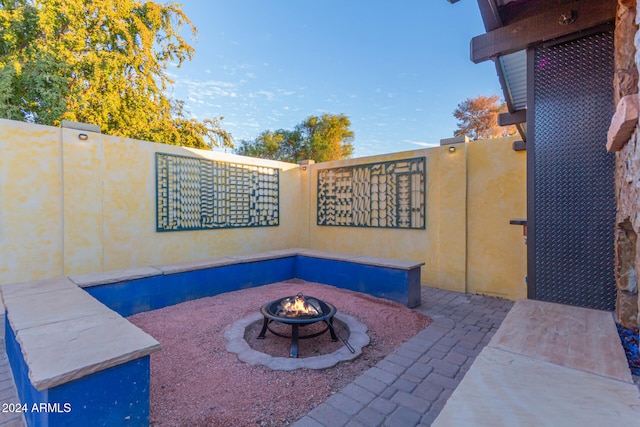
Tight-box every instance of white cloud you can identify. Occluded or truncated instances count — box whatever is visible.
[178,79,239,100]
[406,140,438,147]
[249,90,275,100]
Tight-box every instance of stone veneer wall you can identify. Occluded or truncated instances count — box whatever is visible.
[614,0,640,330]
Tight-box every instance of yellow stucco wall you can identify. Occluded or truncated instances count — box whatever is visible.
[0,119,301,283]
[466,137,527,299]
[0,120,64,282]
[62,128,104,275]
[0,119,526,299]
[307,150,437,285]
[306,136,526,300]
[436,144,468,293]
[99,133,301,271]
[306,146,472,293]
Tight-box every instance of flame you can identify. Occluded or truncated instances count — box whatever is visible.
[277,293,322,318]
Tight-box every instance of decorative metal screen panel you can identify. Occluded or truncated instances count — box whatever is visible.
[156,153,279,231]
[532,31,616,310]
[317,157,425,229]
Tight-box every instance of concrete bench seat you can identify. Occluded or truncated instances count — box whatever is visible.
[69,248,423,282]
[432,299,640,426]
[1,277,160,426]
[70,248,423,279]
[68,266,163,287]
[76,249,424,316]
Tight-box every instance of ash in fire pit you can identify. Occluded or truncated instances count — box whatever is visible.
[258,293,353,358]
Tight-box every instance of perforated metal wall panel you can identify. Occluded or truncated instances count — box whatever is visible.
[531,31,616,310]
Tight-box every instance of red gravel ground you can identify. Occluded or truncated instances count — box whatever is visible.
[128,279,430,426]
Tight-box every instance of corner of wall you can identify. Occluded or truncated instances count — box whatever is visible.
[297,160,313,248]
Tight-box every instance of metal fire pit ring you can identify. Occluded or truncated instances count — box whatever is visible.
[257,296,338,358]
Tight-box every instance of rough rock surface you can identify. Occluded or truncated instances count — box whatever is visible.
[615,0,640,331]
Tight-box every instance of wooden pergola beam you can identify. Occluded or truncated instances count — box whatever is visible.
[476,0,502,32]
[498,109,527,126]
[471,0,617,63]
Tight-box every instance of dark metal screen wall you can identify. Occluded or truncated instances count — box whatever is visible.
[156,153,279,231]
[530,31,616,310]
[317,157,426,229]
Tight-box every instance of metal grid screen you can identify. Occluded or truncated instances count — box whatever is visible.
[156,153,279,231]
[317,157,425,229]
[532,31,616,310]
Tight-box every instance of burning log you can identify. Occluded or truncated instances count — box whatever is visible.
[277,293,323,318]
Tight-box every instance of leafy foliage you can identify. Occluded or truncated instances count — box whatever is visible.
[235,113,354,163]
[0,0,231,149]
[453,94,516,140]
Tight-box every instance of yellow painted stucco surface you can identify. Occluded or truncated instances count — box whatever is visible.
[62,128,104,275]
[435,144,467,293]
[466,137,527,299]
[0,119,526,300]
[306,137,526,299]
[100,134,301,271]
[0,120,64,282]
[306,148,455,289]
[0,120,301,282]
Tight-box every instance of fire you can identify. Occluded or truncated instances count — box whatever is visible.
[277,293,323,318]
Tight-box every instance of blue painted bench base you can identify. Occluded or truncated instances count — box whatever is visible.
[296,256,422,309]
[5,318,150,427]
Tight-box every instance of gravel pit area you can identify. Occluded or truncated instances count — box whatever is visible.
[128,279,430,426]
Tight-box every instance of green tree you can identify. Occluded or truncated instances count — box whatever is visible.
[299,113,354,162]
[235,129,299,161]
[453,94,516,140]
[0,0,231,149]
[236,113,354,163]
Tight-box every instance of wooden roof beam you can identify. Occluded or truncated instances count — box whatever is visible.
[476,0,502,32]
[471,0,617,64]
[498,109,527,126]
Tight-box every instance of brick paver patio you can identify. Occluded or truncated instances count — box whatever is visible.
[294,286,514,427]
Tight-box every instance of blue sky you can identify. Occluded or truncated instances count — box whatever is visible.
[167,1,502,157]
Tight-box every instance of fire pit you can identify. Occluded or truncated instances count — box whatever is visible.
[257,293,343,358]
